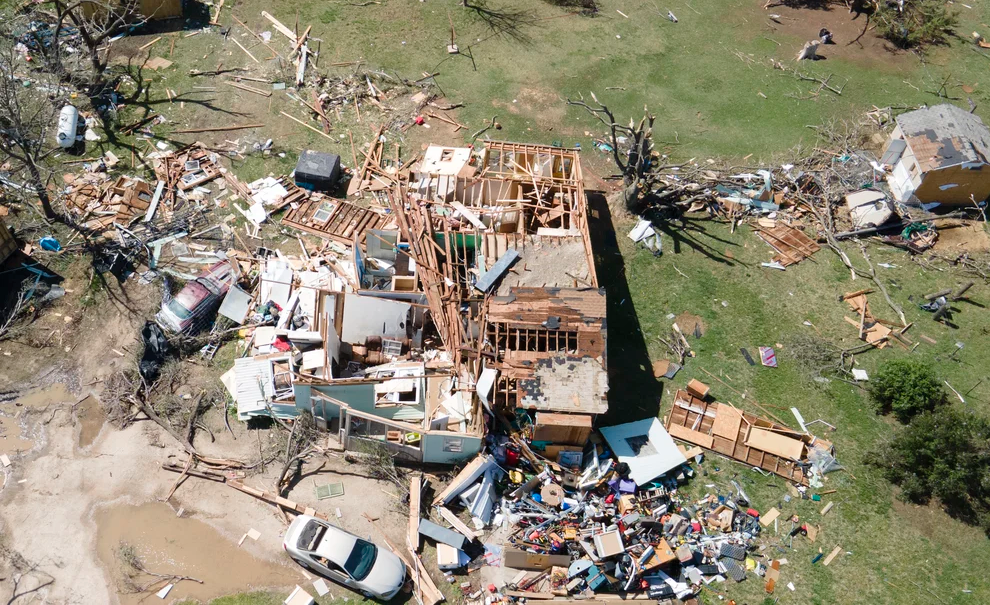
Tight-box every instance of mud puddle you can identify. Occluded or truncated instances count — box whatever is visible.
[95,502,298,604]
[0,420,34,455]
[0,385,73,456]
[76,394,104,448]
[16,383,73,409]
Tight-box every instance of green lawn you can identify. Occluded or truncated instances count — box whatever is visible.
[224,0,990,160]
[597,208,990,604]
[99,0,990,180]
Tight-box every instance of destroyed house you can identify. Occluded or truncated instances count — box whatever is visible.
[664,389,835,485]
[281,140,606,464]
[290,288,485,464]
[389,141,607,439]
[883,104,990,205]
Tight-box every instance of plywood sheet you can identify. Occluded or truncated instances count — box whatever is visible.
[599,418,687,485]
[745,428,804,460]
[712,405,743,439]
[667,423,715,449]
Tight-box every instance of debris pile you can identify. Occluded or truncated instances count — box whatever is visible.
[408,380,841,604]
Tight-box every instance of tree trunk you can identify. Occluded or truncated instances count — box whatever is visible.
[26,161,56,219]
[88,46,105,88]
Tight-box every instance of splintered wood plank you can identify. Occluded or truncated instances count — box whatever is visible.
[667,423,715,449]
[408,475,421,553]
[823,545,842,566]
[745,428,805,460]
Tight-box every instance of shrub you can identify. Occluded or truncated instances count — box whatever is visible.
[875,0,958,49]
[784,332,841,379]
[869,358,945,422]
[867,408,990,533]
[541,0,599,14]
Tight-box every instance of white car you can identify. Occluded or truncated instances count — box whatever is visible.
[283,515,406,600]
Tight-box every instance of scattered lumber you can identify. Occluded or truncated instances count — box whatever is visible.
[280,111,336,141]
[171,123,265,134]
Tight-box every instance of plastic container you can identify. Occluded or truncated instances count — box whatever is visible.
[56,105,78,148]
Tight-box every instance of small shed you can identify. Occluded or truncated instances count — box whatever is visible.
[882,104,990,205]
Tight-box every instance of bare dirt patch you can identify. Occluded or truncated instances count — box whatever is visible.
[493,86,566,127]
[96,501,297,604]
[675,312,707,337]
[752,2,916,71]
[932,220,990,254]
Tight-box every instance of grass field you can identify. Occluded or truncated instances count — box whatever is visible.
[103,0,990,177]
[594,205,990,604]
[79,0,990,603]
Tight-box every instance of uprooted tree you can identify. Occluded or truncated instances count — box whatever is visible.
[566,94,697,215]
[566,94,657,212]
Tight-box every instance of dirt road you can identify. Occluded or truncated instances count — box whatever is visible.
[0,266,409,604]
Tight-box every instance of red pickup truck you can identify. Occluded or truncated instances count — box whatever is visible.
[156,260,234,334]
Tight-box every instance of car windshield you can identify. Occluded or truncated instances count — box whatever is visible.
[166,298,193,320]
[343,538,378,581]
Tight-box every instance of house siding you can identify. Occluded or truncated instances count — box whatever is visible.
[914,163,990,205]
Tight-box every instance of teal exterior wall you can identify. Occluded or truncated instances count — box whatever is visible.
[295,382,424,422]
[422,432,484,464]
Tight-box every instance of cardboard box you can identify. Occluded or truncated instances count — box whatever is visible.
[503,547,572,570]
[686,379,710,399]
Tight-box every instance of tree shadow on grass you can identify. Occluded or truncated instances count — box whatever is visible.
[587,192,664,424]
[463,0,538,44]
[652,215,748,267]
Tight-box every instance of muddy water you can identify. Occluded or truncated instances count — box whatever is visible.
[0,420,34,455]
[17,383,73,409]
[95,502,298,604]
[76,395,104,448]
[0,384,74,455]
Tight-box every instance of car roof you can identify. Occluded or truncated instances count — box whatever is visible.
[173,280,211,309]
[200,260,233,282]
[313,522,359,567]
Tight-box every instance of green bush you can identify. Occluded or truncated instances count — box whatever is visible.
[867,408,990,533]
[875,0,958,49]
[869,358,945,422]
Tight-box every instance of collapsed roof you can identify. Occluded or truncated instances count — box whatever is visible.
[895,104,990,170]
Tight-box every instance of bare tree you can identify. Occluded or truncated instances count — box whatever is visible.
[0,24,66,220]
[0,285,32,342]
[31,0,143,89]
[566,93,659,210]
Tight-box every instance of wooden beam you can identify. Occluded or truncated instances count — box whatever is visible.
[292,25,312,56]
[437,506,481,542]
[139,36,162,51]
[280,111,336,141]
[262,11,297,44]
[408,475,422,553]
[228,81,271,97]
[231,36,260,64]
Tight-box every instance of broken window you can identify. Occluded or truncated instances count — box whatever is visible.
[625,435,657,456]
[441,149,454,162]
[312,201,336,224]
